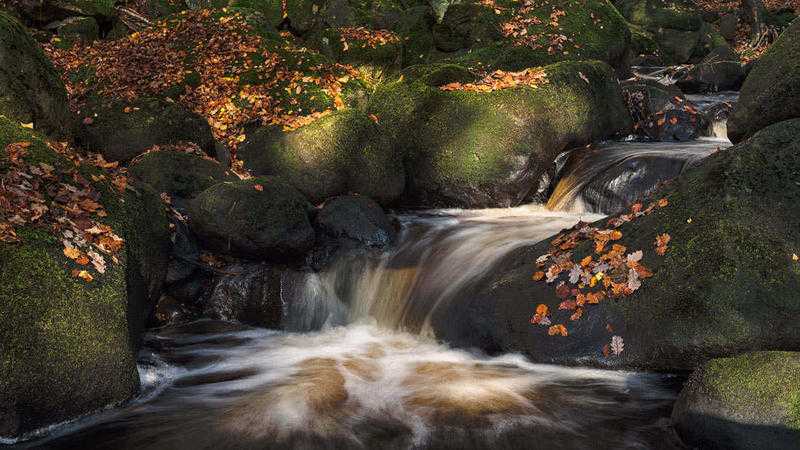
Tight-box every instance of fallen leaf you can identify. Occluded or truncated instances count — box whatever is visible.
[63,247,82,260]
[532,271,545,281]
[253,184,264,192]
[548,324,568,336]
[610,335,624,356]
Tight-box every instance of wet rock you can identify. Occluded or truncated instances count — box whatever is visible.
[675,51,744,94]
[129,150,234,200]
[188,178,315,260]
[672,352,800,450]
[154,295,199,327]
[79,97,216,163]
[315,196,397,249]
[435,118,800,371]
[0,11,75,140]
[728,18,800,143]
[202,263,284,328]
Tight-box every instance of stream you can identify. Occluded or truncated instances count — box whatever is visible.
[8,95,733,450]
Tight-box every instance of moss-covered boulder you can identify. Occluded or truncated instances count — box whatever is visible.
[367,60,631,207]
[188,177,316,259]
[672,352,800,449]
[48,16,100,43]
[6,0,115,23]
[616,0,708,64]
[728,18,800,144]
[0,117,170,437]
[129,150,235,199]
[0,11,74,140]
[78,98,216,163]
[433,118,800,370]
[436,0,631,72]
[237,110,404,205]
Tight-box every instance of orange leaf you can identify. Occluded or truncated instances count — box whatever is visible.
[532,271,545,281]
[548,324,568,336]
[253,184,264,191]
[580,255,592,267]
[63,247,82,260]
[658,198,669,207]
[610,230,623,241]
[535,304,549,316]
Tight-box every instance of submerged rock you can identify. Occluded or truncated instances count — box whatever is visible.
[202,263,284,328]
[79,98,216,163]
[672,352,800,450]
[315,195,396,249]
[435,118,800,371]
[0,11,74,140]
[728,18,800,144]
[188,178,315,260]
[0,118,170,437]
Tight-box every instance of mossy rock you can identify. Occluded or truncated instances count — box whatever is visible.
[49,16,100,43]
[0,117,170,437]
[367,60,632,207]
[237,110,405,205]
[672,352,800,449]
[78,97,216,163]
[0,11,74,140]
[438,0,632,72]
[51,0,116,18]
[309,27,404,68]
[433,119,800,370]
[616,0,703,32]
[728,18,800,144]
[188,177,316,259]
[129,150,235,199]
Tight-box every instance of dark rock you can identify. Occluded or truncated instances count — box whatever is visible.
[79,98,216,163]
[188,178,315,260]
[672,352,800,450]
[202,263,284,328]
[315,195,397,249]
[719,14,738,41]
[0,11,75,140]
[129,150,234,199]
[728,18,800,143]
[46,16,99,42]
[153,294,199,327]
[433,118,800,371]
[675,52,744,94]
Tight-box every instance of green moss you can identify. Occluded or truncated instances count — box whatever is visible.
[703,352,800,430]
[129,150,234,199]
[618,0,703,31]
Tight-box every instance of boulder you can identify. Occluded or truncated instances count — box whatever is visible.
[433,118,800,371]
[0,11,74,140]
[46,16,99,42]
[315,195,397,248]
[7,0,115,23]
[0,117,170,437]
[188,178,316,260]
[719,14,738,41]
[616,0,707,64]
[129,150,234,199]
[675,48,744,94]
[672,352,800,450]
[201,263,284,328]
[79,98,216,163]
[237,110,405,205]
[366,60,632,207]
[728,18,800,144]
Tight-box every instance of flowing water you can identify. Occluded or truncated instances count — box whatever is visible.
[7,94,735,450]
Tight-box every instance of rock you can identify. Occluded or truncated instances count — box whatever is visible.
[0,11,74,140]
[8,0,115,23]
[202,263,284,328]
[655,27,701,64]
[129,150,234,199]
[0,118,170,437]
[719,14,738,41]
[315,195,397,248]
[616,0,706,64]
[439,0,631,73]
[46,16,99,42]
[79,98,216,163]
[366,60,632,208]
[153,294,198,327]
[672,352,800,450]
[433,118,800,371]
[728,18,800,144]
[188,178,316,260]
[237,110,404,205]
[675,51,744,94]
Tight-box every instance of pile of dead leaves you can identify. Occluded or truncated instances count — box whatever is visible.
[500,1,577,56]
[1,140,128,283]
[337,26,401,50]
[440,67,548,92]
[44,9,360,150]
[530,198,672,351]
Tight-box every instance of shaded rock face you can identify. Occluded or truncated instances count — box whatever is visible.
[0,118,171,437]
[432,119,800,371]
[202,263,284,328]
[79,98,216,163]
[189,178,316,260]
[672,352,800,450]
[728,18,800,144]
[315,196,397,249]
[129,150,234,200]
[0,11,74,139]
[675,50,744,94]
